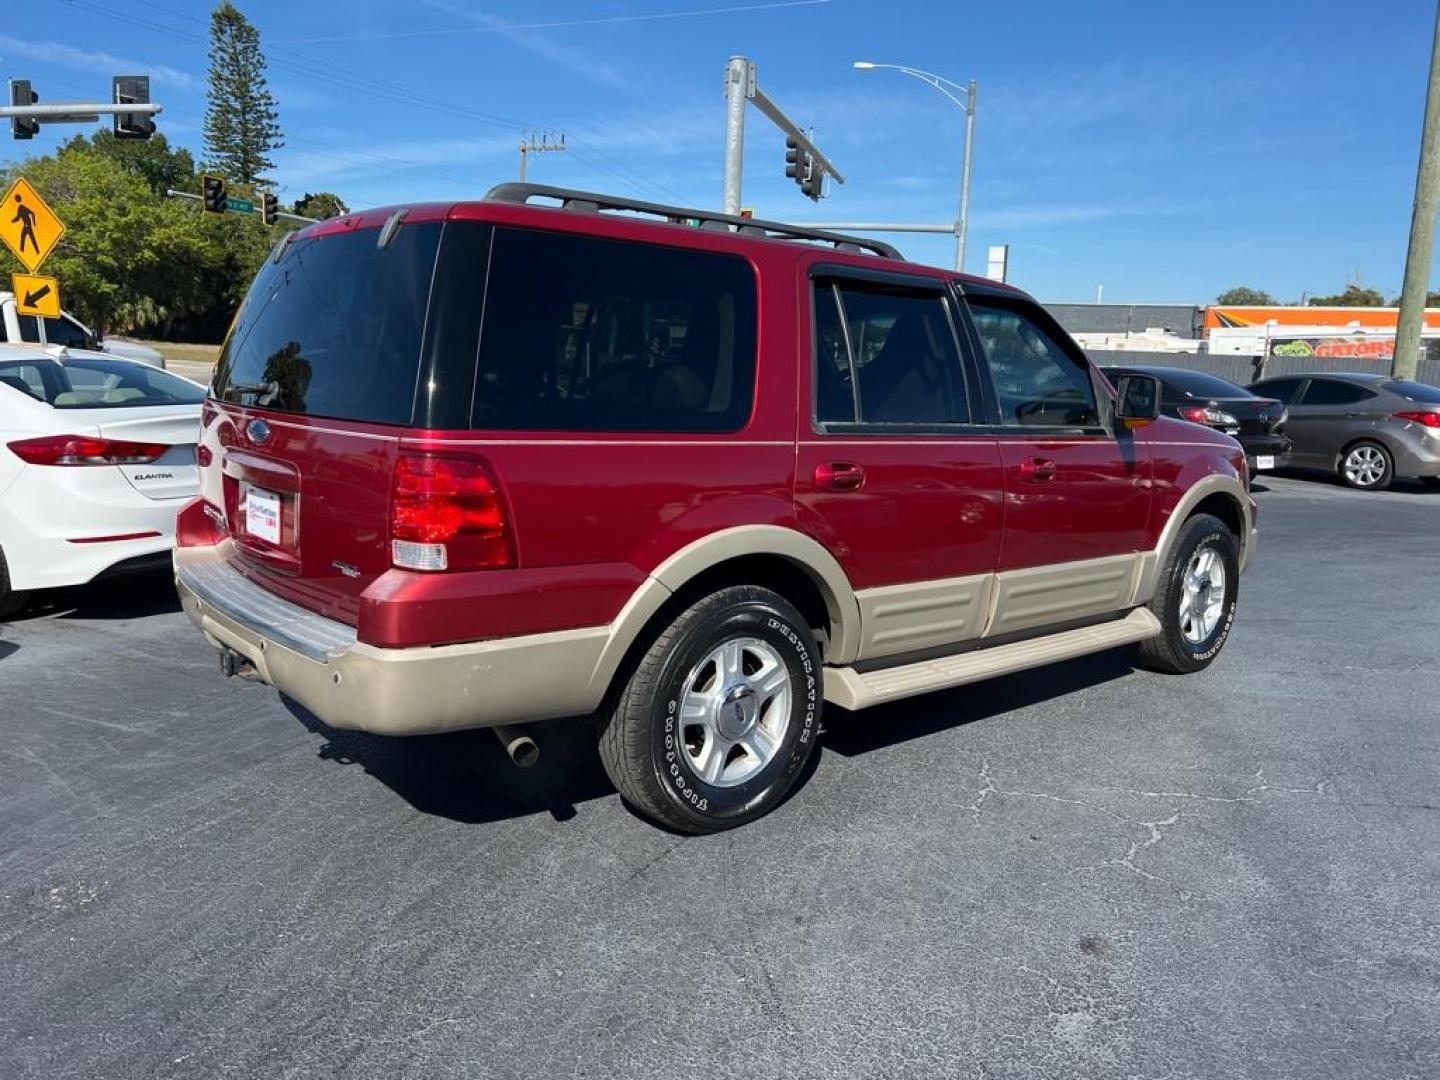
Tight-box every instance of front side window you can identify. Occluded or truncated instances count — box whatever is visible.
[1249,377,1303,403]
[1300,379,1374,406]
[969,299,1100,428]
[474,228,757,433]
[813,279,969,425]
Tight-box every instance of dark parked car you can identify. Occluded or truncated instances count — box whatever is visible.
[1103,365,1291,474]
[1246,373,1440,491]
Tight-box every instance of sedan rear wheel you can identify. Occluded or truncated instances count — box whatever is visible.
[1339,441,1393,491]
[0,547,29,621]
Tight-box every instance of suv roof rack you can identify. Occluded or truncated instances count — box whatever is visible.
[484,182,904,261]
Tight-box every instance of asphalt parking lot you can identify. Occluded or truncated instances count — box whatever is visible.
[2,472,1436,1079]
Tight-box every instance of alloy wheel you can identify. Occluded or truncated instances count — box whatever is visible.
[1343,445,1387,488]
[678,636,792,788]
[1179,547,1227,645]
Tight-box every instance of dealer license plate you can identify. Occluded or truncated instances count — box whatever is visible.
[1255,455,1276,471]
[245,486,282,544]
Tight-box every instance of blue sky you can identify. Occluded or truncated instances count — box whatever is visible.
[3,0,1438,302]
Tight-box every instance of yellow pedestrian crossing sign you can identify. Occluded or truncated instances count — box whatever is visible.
[1,177,66,273]
[12,273,61,318]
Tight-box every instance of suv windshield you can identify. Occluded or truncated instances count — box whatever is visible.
[213,221,442,425]
[0,356,203,409]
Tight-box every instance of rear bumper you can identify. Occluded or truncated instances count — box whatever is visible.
[1389,430,1440,478]
[175,544,610,735]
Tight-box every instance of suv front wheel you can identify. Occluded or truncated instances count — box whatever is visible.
[599,585,822,833]
[1136,513,1239,674]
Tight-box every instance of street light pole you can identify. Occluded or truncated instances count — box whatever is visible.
[855,61,976,272]
[956,78,976,274]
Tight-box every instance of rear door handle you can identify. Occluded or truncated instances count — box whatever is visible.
[1019,457,1057,482]
[815,461,866,491]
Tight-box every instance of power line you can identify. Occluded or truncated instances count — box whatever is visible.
[272,0,832,45]
[66,0,686,201]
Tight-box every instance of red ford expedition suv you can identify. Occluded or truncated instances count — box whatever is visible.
[176,184,1256,833]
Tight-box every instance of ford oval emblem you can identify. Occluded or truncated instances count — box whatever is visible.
[246,419,271,445]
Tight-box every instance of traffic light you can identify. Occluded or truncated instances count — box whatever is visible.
[261,192,279,225]
[784,137,802,182]
[202,174,226,213]
[112,75,155,140]
[9,80,39,140]
[801,160,824,201]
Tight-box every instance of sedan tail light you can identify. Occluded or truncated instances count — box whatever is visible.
[390,452,514,572]
[7,434,168,466]
[1179,405,1239,426]
[1393,410,1440,428]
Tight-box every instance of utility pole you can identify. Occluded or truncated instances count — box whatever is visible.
[1393,2,1440,380]
[518,131,565,182]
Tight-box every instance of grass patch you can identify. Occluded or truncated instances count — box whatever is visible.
[130,340,222,366]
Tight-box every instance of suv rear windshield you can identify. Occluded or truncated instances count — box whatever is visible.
[0,357,204,409]
[213,221,442,425]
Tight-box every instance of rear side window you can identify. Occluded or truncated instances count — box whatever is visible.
[1300,379,1375,406]
[813,280,969,425]
[0,361,48,400]
[44,316,91,349]
[473,228,757,433]
[214,222,442,425]
[969,299,1100,428]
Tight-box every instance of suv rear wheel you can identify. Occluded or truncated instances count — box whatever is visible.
[599,585,822,833]
[1136,513,1238,675]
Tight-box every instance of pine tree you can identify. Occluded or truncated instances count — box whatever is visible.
[203,1,282,186]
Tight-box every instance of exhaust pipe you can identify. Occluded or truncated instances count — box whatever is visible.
[493,723,539,767]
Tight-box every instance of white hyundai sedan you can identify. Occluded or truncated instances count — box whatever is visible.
[0,343,204,618]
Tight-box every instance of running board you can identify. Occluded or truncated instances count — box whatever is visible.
[823,608,1163,711]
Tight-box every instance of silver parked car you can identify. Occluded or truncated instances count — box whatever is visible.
[1246,373,1440,490]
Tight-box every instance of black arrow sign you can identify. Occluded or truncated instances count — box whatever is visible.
[23,284,51,308]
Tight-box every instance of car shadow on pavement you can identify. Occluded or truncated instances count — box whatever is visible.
[284,698,616,826]
[280,647,1137,828]
[15,568,181,623]
[822,648,1136,758]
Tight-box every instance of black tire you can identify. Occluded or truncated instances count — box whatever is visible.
[1337,440,1393,491]
[0,547,29,621]
[598,585,822,834]
[1136,513,1239,675]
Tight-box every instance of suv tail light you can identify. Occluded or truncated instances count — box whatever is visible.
[390,453,514,572]
[1179,405,1239,426]
[8,435,168,466]
[1393,410,1440,428]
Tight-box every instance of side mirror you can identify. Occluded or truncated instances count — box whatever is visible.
[1114,374,1161,429]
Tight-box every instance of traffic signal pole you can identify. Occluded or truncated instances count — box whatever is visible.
[165,189,319,225]
[722,56,844,215]
[1393,1,1440,381]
